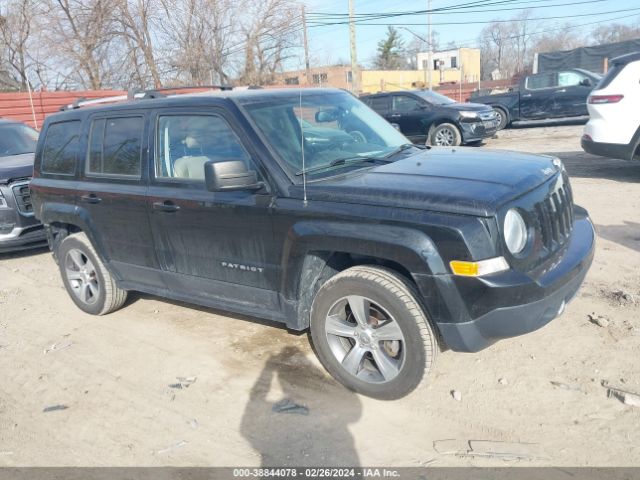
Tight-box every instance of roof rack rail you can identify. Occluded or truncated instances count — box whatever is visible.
[60,84,234,111]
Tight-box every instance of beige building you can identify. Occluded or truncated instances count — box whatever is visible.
[272,65,355,90]
[273,48,481,94]
[415,47,481,85]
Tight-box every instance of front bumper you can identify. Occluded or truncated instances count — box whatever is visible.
[0,183,47,253]
[0,224,47,253]
[422,212,595,352]
[460,120,498,143]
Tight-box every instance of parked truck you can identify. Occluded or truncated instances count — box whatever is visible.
[472,69,601,129]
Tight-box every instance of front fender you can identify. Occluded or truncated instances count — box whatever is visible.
[280,220,448,300]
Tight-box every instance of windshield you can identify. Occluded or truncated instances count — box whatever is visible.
[413,90,456,105]
[0,124,39,157]
[239,90,410,179]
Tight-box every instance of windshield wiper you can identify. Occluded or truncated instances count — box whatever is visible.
[383,143,427,159]
[295,155,392,176]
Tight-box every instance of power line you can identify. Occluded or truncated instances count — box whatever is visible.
[307,6,640,27]
[309,0,611,20]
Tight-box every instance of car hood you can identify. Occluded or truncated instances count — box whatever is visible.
[445,102,494,112]
[299,147,560,217]
[0,153,35,184]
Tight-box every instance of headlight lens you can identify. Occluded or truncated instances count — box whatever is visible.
[459,110,480,119]
[504,209,528,254]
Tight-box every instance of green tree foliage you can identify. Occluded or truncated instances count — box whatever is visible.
[375,27,407,70]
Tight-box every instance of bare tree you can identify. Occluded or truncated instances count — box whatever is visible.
[158,0,235,85]
[0,0,36,90]
[589,20,640,45]
[115,0,162,88]
[44,0,120,89]
[240,0,301,85]
[532,24,583,54]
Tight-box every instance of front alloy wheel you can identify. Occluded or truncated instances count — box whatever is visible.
[325,295,406,384]
[310,266,437,400]
[429,123,462,147]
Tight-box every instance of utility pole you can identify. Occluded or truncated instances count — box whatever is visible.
[348,0,360,93]
[301,4,311,85]
[427,0,433,90]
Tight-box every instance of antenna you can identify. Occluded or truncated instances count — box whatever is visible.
[299,88,308,207]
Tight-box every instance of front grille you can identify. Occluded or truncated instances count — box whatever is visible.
[11,181,33,216]
[534,180,574,250]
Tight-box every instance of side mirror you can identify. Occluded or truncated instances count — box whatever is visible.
[579,78,592,87]
[204,160,263,192]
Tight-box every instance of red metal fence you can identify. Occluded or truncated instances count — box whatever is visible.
[0,90,126,129]
[0,80,515,130]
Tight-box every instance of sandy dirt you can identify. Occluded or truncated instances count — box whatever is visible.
[0,124,639,467]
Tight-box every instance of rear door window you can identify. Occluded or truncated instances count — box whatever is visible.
[87,116,144,177]
[364,96,390,115]
[392,95,421,113]
[41,121,81,176]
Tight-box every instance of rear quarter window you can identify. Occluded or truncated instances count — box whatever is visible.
[87,116,144,178]
[596,63,624,90]
[41,120,81,176]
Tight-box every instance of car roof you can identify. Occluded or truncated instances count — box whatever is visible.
[44,87,350,124]
[0,118,23,126]
[611,51,640,66]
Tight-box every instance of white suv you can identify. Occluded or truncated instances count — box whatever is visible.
[582,52,640,161]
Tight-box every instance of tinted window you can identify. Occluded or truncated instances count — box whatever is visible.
[87,116,143,177]
[364,96,389,114]
[526,73,556,90]
[41,121,80,175]
[393,95,421,113]
[597,63,624,90]
[156,115,252,181]
[0,124,39,158]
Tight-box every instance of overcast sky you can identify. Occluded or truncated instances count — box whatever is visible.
[295,0,635,68]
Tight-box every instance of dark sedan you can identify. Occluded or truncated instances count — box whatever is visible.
[361,90,499,147]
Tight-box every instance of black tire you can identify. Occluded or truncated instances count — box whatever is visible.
[57,232,127,315]
[429,123,462,147]
[310,266,437,400]
[494,107,509,130]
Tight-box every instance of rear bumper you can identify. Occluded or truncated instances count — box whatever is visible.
[581,135,635,161]
[423,213,595,352]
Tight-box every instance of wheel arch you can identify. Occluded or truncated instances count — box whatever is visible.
[280,221,448,329]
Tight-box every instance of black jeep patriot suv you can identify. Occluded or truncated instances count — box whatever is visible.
[31,88,595,399]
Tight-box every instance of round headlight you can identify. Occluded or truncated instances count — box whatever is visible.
[504,209,528,254]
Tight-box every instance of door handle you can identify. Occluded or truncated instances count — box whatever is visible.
[390,113,402,118]
[80,194,102,204]
[522,93,532,98]
[556,89,567,93]
[153,200,180,213]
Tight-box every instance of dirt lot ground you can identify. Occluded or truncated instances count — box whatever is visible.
[1,124,639,467]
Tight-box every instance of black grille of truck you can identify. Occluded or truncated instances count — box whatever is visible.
[534,180,574,250]
[11,181,33,215]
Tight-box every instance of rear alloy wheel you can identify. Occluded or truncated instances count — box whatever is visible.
[310,266,437,400]
[429,123,461,147]
[58,232,127,315]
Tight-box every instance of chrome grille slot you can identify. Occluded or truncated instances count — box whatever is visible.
[11,181,33,216]
[534,180,574,250]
